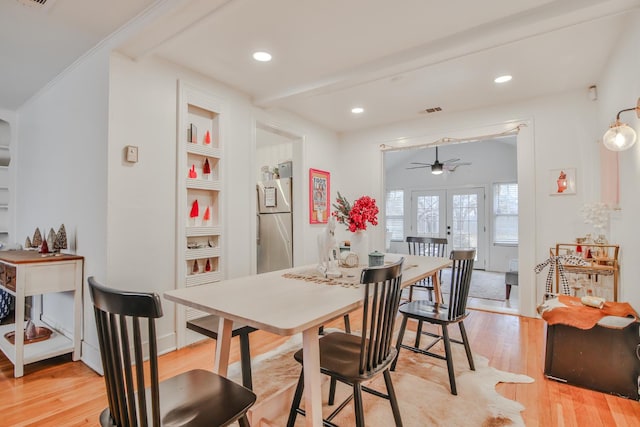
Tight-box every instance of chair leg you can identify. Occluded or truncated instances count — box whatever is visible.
[383,369,403,426]
[391,315,408,371]
[287,370,305,427]
[239,332,253,390]
[353,383,365,427]
[414,320,423,348]
[459,321,475,371]
[506,284,512,299]
[343,314,351,333]
[441,325,457,395]
[328,377,337,405]
[408,285,414,302]
[238,414,251,427]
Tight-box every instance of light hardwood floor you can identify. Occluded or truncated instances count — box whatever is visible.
[1,309,639,426]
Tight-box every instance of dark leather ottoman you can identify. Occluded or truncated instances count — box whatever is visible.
[544,320,640,400]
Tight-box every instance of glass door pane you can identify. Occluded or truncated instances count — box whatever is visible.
[447,188,485,268]
[411,190,446,238]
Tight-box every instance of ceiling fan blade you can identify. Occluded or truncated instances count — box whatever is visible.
[406,165,431,170]
[445,162,472,171]
[442,158,460,164]
[409,162,433,166]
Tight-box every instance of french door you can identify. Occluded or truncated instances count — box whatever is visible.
[410,188,486,268]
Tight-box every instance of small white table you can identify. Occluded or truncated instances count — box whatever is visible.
[164,254,450,427]
[0,251,84,377]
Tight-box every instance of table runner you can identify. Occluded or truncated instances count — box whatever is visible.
[283,263,418,288]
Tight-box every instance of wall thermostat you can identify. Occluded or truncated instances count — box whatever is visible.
[125,145,139,163]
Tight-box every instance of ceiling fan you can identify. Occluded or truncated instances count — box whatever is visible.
[406,146,471,175]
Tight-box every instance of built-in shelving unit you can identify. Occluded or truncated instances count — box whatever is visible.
[0,124,10,239]
[176,82,225,347]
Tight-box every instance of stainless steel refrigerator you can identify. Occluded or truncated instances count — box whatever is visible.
[257,178,293,273]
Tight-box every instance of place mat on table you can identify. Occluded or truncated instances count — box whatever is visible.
[283,262,417,288]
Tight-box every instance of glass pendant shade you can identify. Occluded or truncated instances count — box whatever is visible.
[431,164,444,175]
[603,121,637,151]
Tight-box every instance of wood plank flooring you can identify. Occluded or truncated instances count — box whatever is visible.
[0,309,638,426]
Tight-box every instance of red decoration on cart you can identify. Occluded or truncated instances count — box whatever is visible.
[204,130,211,144]
[188,164,197,179]
[190,200,199,218]
[205,259,211,272]
[203,206,210,221]
[203,158,211,175]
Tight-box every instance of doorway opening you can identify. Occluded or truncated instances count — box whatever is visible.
[254,122,303,274]
[384,136,519,314]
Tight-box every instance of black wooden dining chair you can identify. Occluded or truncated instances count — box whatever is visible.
[406,236,448,302]
[391,249,475,395]
[88,276,256,427]
[287,258,405,427]
[187,315,257,389]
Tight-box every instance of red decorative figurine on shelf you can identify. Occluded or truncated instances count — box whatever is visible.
[203,158,211,175]
[188,165,197,179]
[190,200,199,218]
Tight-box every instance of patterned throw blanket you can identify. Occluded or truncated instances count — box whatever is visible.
[534,254,590,295]
[539,295,638,330]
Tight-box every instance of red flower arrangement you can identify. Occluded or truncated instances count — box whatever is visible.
[332,192,379,232]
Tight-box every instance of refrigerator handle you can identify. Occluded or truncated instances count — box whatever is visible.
[256,214,260,244]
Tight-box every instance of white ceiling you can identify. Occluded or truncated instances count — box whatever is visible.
[2,0,640,133]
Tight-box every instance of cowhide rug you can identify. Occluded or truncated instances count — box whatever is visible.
[227,330,533,426]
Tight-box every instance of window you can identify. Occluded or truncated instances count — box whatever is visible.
[385,190,404,241]
[493,183,518,244]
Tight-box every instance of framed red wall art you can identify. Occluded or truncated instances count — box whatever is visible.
[309,168,330,224]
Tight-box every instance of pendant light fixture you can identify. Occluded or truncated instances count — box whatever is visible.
[602,97,640,151]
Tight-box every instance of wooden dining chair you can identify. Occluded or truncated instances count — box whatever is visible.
[406,236,448,302]
[287,258,405,427]
[88,276,256,427]
[391,249,475,395]
[187,315,257,389]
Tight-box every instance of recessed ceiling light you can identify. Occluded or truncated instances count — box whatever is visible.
[494,75,512,84]
[351,107,364,114]
[253,51,272,62]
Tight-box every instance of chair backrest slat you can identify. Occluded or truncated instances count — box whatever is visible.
[89,276,164,427]
[407,236,447,258]
[358,258,404,375]
[445,249,475,320]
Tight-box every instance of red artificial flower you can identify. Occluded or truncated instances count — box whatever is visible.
[332,192,379,232]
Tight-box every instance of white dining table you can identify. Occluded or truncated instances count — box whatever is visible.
[164,253,451,427]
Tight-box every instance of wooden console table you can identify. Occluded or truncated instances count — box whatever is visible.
[553,243,619,301]
[0,251,83,377]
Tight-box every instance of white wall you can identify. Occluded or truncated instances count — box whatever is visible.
[108,53,341,354]
[385,139,518,271]
[16,51,110,371]
[339,89,600,317]
[597,10,640,308]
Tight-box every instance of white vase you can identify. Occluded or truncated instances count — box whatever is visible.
[350,230,369,266]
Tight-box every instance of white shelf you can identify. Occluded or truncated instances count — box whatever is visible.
[176,81,225,350]
[0,322,74,365]
[186,179,221,191]
[185,247,220,260]
[186,144,221,158]
[186,271,222,287]
[186,226,222,237]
